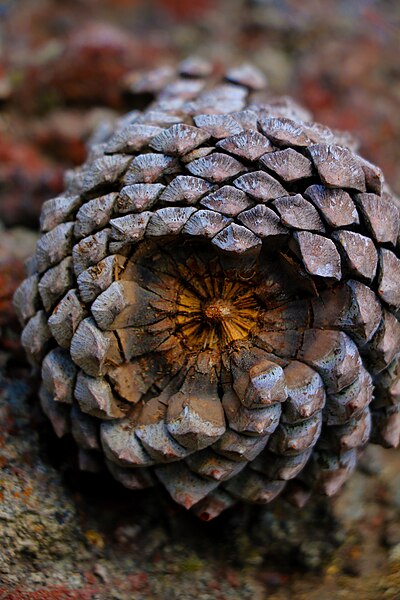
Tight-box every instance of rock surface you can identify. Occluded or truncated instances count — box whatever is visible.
[0,365,400,598]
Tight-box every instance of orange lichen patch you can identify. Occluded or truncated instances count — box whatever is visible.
[84,529,105,549]
[23,486,33,498]
[348,546,362,560]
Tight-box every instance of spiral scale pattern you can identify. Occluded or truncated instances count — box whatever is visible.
[14,59,400,519]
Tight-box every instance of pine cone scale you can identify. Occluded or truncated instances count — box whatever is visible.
[14,59,400,517]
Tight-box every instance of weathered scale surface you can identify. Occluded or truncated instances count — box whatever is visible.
[14,59,400,519]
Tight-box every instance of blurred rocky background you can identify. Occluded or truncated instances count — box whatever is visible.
[0,1,399,598]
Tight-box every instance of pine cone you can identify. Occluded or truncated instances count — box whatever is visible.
[14,59,400,520]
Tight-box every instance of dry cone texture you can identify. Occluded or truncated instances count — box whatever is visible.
[14,59,400,520]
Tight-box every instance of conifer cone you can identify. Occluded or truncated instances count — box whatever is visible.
[14,59,400,519]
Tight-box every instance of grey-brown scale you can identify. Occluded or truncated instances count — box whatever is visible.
[14,58,400,520]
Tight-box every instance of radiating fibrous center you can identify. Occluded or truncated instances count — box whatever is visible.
[130,241,262,355]
[127,239,315,364]
[175,274,260,351]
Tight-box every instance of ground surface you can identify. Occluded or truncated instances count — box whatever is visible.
[0,1,400,598]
